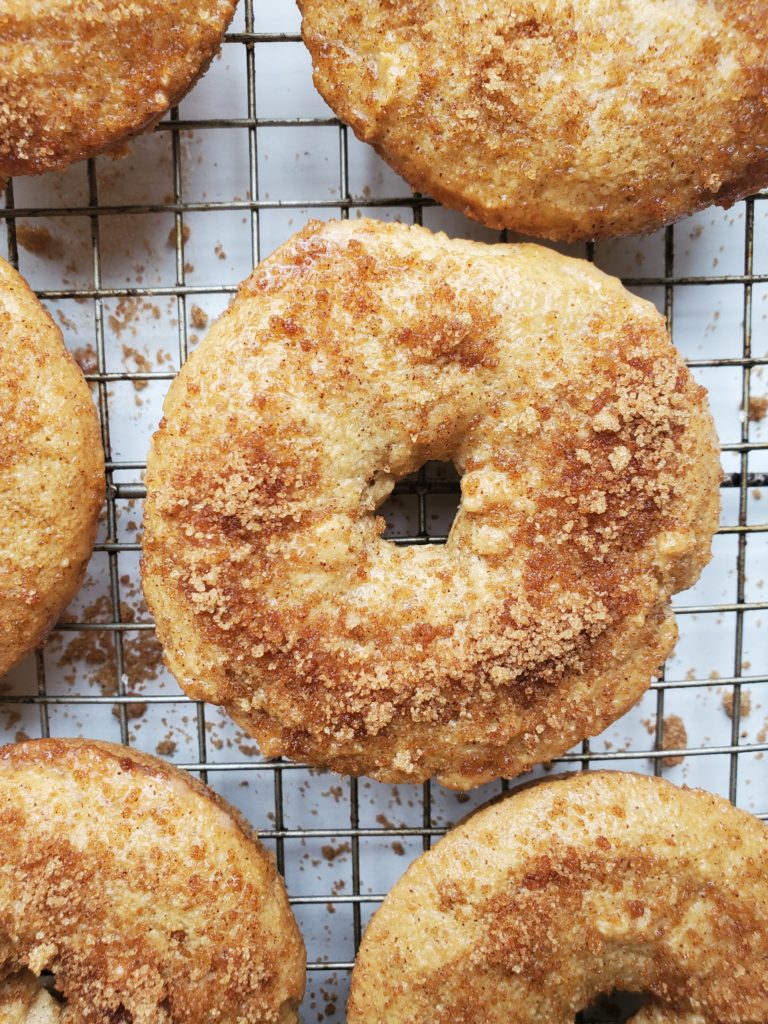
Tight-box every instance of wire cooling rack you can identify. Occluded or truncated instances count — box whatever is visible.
[1,1,768,1020]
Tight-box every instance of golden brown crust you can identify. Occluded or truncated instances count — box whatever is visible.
[348,772,768,1024]
[141,218,721,789]
[0,0,237,178]
[0,737,306,1024]
[0,258,104,678]
[299,0,768,241]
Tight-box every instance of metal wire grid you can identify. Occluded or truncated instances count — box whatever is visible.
[1,3,767,1016]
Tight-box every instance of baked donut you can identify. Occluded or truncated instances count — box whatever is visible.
[299,0,768,241]
[348,772,768,1023]
[0,0,236,179]
[0,257,104,678]
[141,218,720,790]
[0,738,306,1023]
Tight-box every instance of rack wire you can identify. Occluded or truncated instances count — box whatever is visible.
[1,2,767,1020]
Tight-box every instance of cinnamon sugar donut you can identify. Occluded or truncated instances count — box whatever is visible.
[0,0,236,179]
[299,0,768,241]
[0,738,305,1024]
[142,218,720,790]
[348,772,768,1023]
[0,257,104,678]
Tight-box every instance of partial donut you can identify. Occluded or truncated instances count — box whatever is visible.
[141,218,720,790]
[0,0,236,179]
[0,738,306,1024]
[0,257,104,678]
[299,0,768,241]
[348,772,768,1023]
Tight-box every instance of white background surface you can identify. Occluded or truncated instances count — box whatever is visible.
[1,1,767,1019]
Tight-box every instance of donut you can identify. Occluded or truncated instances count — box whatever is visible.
[141,218,721,790]
[348,772,768,1023]
[0,0,236,179]
[298,0,768,241]
[0,738,306,1023]
[0,257,104,678]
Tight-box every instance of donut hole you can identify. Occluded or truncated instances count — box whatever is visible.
[40,971,66,1004]
[376,460,461,543]
[575,991,648,1022]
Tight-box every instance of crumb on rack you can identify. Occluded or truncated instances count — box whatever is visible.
[661,714,688,767]
[56,308,78,333]
[108,297,161,340]
[723,690,752,720]
[121,343,153,390]
[167,223,191,248]
[55,585,165,706]
[1,710,21,730]
[112,696,148,720]
[755,719,767,761]
[321,842,351,863]
[16,223,65,260]
[73,343,98,375]
[748,395,768,422]
[320,785,344,803]
[190,304,209,330]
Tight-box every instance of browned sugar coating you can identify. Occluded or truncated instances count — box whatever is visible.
[0,257,104,678]
[348,772,768,1024]
[0,0,236,178]
[299,0,768,241]
[0,738,306,1024]
[141,218,721,790]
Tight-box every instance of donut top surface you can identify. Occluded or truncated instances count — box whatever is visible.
[142,219,720,788]
[348,771,768,1023]
[0,257,104,678]
[0,0,236,178]
[0,738,305,1023]
[299,0,768,240]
